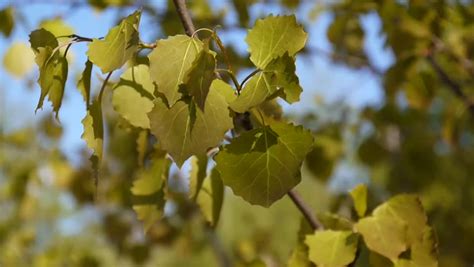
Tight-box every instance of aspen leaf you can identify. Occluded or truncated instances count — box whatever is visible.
[77,59,93,107]
[182,49,216,110]
[29,28,68,116]
[305,230,359,267]
[246,15,307,69]
[112,64,155,128]
[197,168,224,226]
[3,42,35,78]
[81,99,104,164]
[87,10,141,73]
[148,86,232,167]
[215,122,313,207]
[189,155,209,200]
[148,35,203,105]
[350,183,368,217]
[131,152,171,231]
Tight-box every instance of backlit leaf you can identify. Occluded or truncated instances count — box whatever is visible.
[112,64,155,128]
[148,35,203,105]
[215,122,313,207]
[230,54,302,113]
[394,226,438,267]
[39,18,74,37]
[0,7,14,37]
[87,10,141,73]
[3,42,35,78]
[77,59,93,107]
[355,194,428,261]
[182,49,216,110]
[189,155,209,200]
[81,99,104,164]
[131,151,171,231]
[350,183,368,217]
[305,230,358,267]
[197,168,224,226]
[246,15,307,69]
[148,86,232,167]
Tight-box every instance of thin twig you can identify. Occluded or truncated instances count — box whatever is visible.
[287,190,323,231]
[427,55,474,116]
[239,69,261,90]
[172,0,196,36]
[215,69,241,92]
[98,71,114,103]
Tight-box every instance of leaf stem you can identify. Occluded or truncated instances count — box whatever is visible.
[98,71,114,103]
[287,189,323,231]
[216,68,241,93]
[239,69,261,89]
[138,41,157,50]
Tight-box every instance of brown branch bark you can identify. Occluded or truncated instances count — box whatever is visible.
[427,55,474,117]
[287,190,323,231]
[172,0,195,36]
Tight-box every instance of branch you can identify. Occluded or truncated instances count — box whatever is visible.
[287,190,323,231]
[172,0,195,36]
[427,55,474,117]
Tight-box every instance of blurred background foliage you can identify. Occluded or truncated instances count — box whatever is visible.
[1,0,474,266]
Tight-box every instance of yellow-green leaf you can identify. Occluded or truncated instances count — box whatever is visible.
[246,15,307,69]
[148,86,233,167]
[39,18,74,37]
[77,59,93,106]
[131,152,171,231]
[0,7,14,37]
[148,35,203,105]
[305,230,359,267]
[112,64,155,128]
[182,49,216,110]
[87,10,141,73]
[189,155,209,200]
[196,168,224,226]
[215,122,313,207]
[350,183,368,217]
[2,42,35,78]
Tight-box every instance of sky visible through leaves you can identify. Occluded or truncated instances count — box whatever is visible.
[0,0,393,170]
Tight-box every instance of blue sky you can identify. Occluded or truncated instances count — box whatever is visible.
[0,1,394,164]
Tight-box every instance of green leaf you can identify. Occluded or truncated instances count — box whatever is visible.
[355,214,406,261]
[394,227,438,267]
[77,59,93,106]
[197,168,224,227]
[215,122,313,207]
[305,230,359,267]
[29,28,68,116]
[0,7,14,37]
[355,194,428,261]
[189,155,209,200]
[112,64,155,128]
[2,42,35,78]
[148,85,233,167]
[267,53,302,103]
[230,71,276,113]
[350,183,368,217]
[39,18,74,37]
[211,79,237,104]
[87,10,141,73]
[131,152,171,231]
[246,15,307,69]
[182,49,216,110]
[148,35,203,105]
[81,99,104,166]
[230,54,302,113]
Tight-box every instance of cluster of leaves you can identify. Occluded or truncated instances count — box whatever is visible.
[21,5,442,266]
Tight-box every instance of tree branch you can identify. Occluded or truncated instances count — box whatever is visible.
[172,0,195,36]
[287,190,323,231]
[427,55,474,117]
